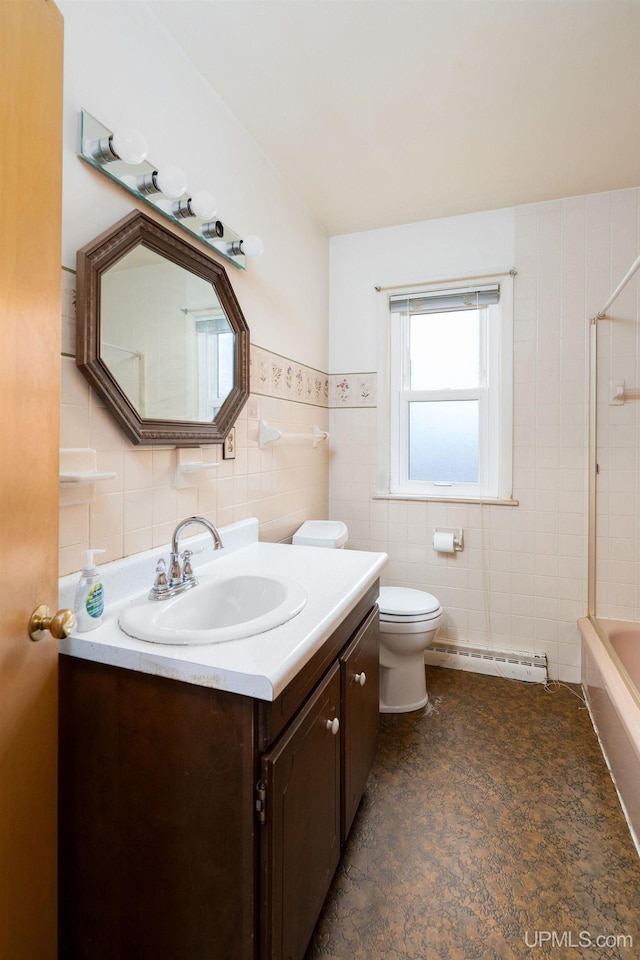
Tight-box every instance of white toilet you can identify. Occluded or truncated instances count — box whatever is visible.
[292,519,348,549]
[378,586,443,713]
[292,522,443,715]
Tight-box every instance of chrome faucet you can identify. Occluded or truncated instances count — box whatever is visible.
[149,516,223,600]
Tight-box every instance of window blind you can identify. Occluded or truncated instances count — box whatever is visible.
[389,283,500,315]
[195,316,232,335]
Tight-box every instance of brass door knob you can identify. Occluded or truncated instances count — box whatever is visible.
[29,605,76,642]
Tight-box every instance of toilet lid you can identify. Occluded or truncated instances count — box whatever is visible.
[378,586,441,618]
[292,520,348,548]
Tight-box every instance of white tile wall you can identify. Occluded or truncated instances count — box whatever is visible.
[61,186,640,681]
[59,352,330,577]
[60,249,333,579]
[327,190,640,683]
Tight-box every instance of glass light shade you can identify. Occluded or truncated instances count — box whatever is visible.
[110,128,148,165]
[242,235,264,257]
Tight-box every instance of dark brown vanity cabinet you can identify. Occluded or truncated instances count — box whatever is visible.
[59,584,379,960]
[260,663,342,960]
[260,603,380,960]
[340,604,380,842]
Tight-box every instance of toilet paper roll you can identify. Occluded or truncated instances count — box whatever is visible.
[433,531,456,554]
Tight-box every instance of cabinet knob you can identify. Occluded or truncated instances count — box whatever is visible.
[354,672,367,687]
[325,717,340,735]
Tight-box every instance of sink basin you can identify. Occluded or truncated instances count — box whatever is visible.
[118,573,307,645]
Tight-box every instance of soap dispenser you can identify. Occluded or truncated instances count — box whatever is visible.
[74,549,106,632]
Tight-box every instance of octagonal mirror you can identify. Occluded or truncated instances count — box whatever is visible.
[76,210,250,444]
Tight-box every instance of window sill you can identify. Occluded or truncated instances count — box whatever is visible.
[374,493,519,506]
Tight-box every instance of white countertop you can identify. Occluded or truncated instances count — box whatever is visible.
[59,519,387,701]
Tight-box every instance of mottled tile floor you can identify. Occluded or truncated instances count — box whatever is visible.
[305,668,640,960]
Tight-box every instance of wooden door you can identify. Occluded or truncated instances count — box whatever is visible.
[340,605,380,841]
[260,664,341,960]
[0,2,64,958]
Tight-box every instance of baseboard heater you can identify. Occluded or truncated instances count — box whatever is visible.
[425,641,548,683]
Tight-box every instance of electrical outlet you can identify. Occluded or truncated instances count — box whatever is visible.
[223,427,236,460]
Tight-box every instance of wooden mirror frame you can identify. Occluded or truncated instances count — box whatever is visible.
[76,210,250,445]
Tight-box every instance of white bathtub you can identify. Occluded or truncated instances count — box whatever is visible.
[579,616,640,854]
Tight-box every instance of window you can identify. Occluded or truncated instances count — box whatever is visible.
[381,274,513,501]
[195,315,235,421]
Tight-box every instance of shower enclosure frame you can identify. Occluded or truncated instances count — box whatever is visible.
[584,251,640,858]
[587,251,640,622]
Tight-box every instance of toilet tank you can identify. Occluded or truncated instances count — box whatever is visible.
[292,520,348,549]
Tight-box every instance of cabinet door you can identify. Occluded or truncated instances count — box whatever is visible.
[260,663,341,960]
[59,661,257,960]
[340,605,380,842]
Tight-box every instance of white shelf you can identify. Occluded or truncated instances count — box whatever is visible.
[59,449,116,505]
[59,470,117,484]
[175,448,219,488]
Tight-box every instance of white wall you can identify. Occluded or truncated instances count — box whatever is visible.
[329,208,514,372]
[58,3,331,575]
[60,2,328,370]
[58,4,640,662]
[328,192,640,684]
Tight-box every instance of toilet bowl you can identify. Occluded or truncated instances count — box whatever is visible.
[378,586,443,713]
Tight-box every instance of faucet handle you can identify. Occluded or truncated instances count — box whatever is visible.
[180,549,198,588]
[181,549,196,584]
[154,557,168,585]
[148,558,172,601]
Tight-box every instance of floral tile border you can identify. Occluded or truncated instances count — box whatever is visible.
[249,348,377,409]
[328,372,377,408]
[250,345,329,407]
[59,272,375,411]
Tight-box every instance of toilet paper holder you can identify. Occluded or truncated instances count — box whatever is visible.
[433,527,464,553]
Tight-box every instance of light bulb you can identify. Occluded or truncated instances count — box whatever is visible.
[110,127,148,164]
[87,128,147,165]
[225,235,265,258]
[241,234,264,258]
[136,165,187,199]
[155,165,187,198]
[189,190,217,220]
[172,190,217,221]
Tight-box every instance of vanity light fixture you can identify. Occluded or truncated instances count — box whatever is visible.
[88,126,148,165]
[135,164,187,200]
[225,235,265,258]
[79,109,264,269]
[172,190,217,221]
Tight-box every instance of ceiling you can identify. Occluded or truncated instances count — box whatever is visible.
[152,0,640,236]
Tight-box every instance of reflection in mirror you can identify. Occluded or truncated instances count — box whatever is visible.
[76,210,250,445]
[101,248,235,421]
